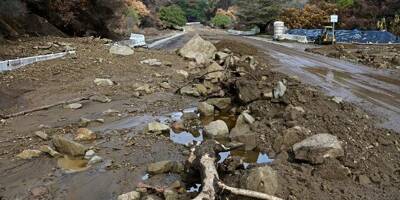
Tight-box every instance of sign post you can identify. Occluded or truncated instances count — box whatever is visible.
[330,15,338,45]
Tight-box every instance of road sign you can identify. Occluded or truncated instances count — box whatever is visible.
[330,15,338,23]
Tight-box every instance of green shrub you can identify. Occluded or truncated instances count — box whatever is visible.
[211,14,232,28]
[159,5,187,27]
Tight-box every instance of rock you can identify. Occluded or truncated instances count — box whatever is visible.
[176,70,189,79]
[198,102,214,116]
[147,160,174,174]
[205,62,224,82]
[204,120,229,138]
[64,103,82,109]
[75,128,96,141]
[135,83,152,94]
[118,191,141,200]
[273,81,287,98]
[52,136,88,156]
[180,85,200,97]
[160,82,171,89]
[30,186,48,198]
[142,195,163,200]
[171,121,185,132]
[178,34,217,64]
[332,96,343,104]
[230,112,257,150]
[40,145,62,158]
[194,84,208,96]
[215,51,230,63]
[109,45,134,56]
[88,155,103,165]
[293,133,344,164]
[79,117,92,127]
[90,95,111,103]
[164,189,179,200]
[273,126,310,152]
[206,98,231,110]
[182,112,198,120]
[94,78,114,86]
[358,175,372,185]
[140,59,162,66]
[34,131,49,140]
[235,80,260,104]
[17,150,42,159]
[84,150,96,160]
[144,122,170,134]
[242,166,278,195]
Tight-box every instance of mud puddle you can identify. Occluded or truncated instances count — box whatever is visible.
[57,156,89,173]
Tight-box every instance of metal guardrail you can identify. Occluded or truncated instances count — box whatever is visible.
[0,51,74,72]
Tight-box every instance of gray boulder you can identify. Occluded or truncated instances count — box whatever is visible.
[178,34,217,64]
[293,133,344,164]
[206,98,231,110]
[198,102,214,116]
[242,165,278,195]
[204,120,229,138]
[273,81,287,98]
[230,112,257,150]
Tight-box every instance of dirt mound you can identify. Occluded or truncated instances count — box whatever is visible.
[216,39,258,56]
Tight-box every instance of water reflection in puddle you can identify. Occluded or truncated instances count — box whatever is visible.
[141,173,150,181]
[57,156,89,173]
[218,151,272,165]
[188,184,202,193]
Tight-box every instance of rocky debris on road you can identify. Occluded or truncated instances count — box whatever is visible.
[84,150,96,160]
[118,191,141,200]
[147,160,183,175]
[176,70,189,79]
[64,103,83,109]
[206,98,231,111]
[140,59,162,66]
[52,136,88,156]
[16,149,42,159]
[235,79,261,104]
[178,34,217,65]
[34,130,49,140]
[94,78,114,86]
[293,133,344,164]
[144,122,170,134]
[242,165,278,195]
[88,155,103,165]
[273,81,287,99]
[40,145,62,158]
[74,128,97,141]
[198,102,214,116]
[109,45,134,56]
[90,95,112,103]
[204,120,229,138]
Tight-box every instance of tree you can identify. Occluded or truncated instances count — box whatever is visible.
[159,5,187,27]
[236,0,284,30]
[211,13,232,28]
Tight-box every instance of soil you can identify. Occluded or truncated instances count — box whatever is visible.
[0,35,399,200]
[306,44,400,70]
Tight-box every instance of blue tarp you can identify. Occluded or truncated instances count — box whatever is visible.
[287,29,400,43]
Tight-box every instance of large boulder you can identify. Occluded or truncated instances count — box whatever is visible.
[204,120,229,138]
[292,133,344,164]
[52,136,88,156]
[242,166,278,195]
[178,34,217,64]
[235,79,260,104]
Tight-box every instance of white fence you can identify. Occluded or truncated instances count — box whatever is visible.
[0,51,73,72]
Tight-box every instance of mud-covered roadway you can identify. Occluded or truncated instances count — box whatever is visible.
[0,26,399,200]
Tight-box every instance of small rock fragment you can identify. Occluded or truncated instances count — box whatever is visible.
[40,145,63,158]
[242,166,278,195]
[144,122,170,134]
[94,78,114,86]
[273,81,287,98]
[118,191,141,200]
[17,150,42,159]
[90,95,112,103]
[141,59,162,66]
[147,160,174,174]
[88,155,103,165]
[206,98,231,110]
[109,45,134,56]
[52,136,88,156]
[84,150,96,160]
[176,70,189,79]
[75,128,96,141]
[34,131,49,140]
[64,103,82,109]
[358,175,372,185]
[332,96,343,104]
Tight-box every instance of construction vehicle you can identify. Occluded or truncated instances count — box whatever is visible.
[315,26,336,45]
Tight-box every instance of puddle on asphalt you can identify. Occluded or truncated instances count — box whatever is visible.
[57,156,89,173]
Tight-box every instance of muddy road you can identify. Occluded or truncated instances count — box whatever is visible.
[153,28,400,131]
